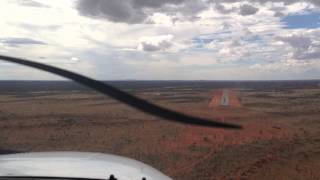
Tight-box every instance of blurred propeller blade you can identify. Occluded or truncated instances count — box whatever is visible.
[0,55,242,129]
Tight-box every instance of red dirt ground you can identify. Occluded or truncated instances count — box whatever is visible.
[209,90,223,108]
[1,88,320,179]
[229,89,242,107]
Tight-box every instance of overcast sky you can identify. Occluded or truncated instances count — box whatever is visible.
[0,0,320,80]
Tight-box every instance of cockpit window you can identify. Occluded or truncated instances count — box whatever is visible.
[1,0,320,180]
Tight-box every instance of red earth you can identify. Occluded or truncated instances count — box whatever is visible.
[1,88,320,179]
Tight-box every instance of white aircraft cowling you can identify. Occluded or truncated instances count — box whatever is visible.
[0,152,172,180]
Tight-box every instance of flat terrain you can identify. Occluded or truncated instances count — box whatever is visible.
[0,81,320,179]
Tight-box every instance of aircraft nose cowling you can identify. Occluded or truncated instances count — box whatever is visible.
[0,152,172,180]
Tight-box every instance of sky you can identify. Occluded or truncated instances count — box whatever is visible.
[0,0,320,80]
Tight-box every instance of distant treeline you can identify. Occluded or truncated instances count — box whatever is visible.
[0,80,319,93]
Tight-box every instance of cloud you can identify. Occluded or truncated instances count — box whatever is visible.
[76,0,146,24]
[137,35,174,52]
[215,0,318,7]
[214,3,236,14]
[2,0,320,80]
[76,0,317,26]
[76,0,209,24]
[16,0,49,8]
[15,23,61,31]
[277,35,311,50]
[75,0,320,24]
[274,11,285,17]
[133,0,184,8]
[70,57,80,63]
[0,37,46,47]
[249,58,320,77]
[276,32,320,60]
[309,0,320,6]
[239,4,259,16]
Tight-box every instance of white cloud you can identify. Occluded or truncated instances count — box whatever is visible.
[70,57,80,62]
[0,0,319,80]
[276,30,320,60]
[16,0,50,8]
[137,35,174,52]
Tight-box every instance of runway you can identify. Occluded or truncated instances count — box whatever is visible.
[220,89,229,106]
[209,89,241,108]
